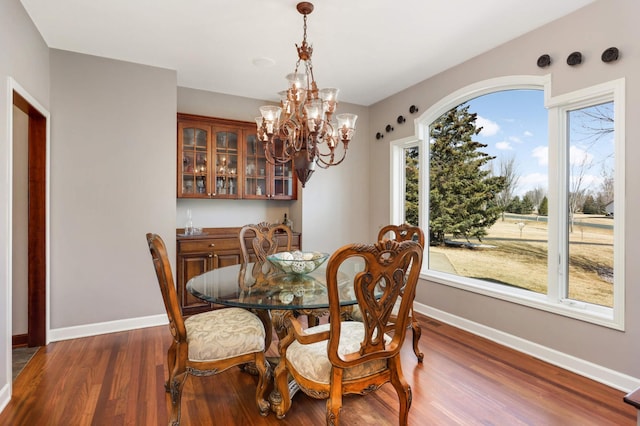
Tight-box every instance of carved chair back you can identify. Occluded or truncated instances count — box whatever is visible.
[239,221,292,264]
[239,222,292,279]
[376,224,426,362]
[326,239,423,366]
[377,223,425,247]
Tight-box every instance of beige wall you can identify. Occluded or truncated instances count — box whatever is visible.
[49,50,177,329]
[369,0,639,379]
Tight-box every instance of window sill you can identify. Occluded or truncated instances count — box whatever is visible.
[421,269,623,331]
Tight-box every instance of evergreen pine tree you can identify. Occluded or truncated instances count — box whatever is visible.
[520,195,534,214]
[429,104,505,245]
[538,196,549,216]
[405,147,419,226]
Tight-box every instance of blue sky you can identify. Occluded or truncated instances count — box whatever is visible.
[465,89,614,198]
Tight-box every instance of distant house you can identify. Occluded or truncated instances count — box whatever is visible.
[606,201,614,217]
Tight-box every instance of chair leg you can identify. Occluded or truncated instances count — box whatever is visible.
[166,372,187,426]
[272,360,292,419]
[388,356,411,426]
[254,352,271,416]
[410,310,424,362]
[166,342,178,382]
[326,398,342,426]
[326,370,343,425]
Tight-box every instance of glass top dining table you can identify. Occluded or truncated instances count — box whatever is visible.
[186,259,363,312]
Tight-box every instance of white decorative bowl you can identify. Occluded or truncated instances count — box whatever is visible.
[267,251,329,275]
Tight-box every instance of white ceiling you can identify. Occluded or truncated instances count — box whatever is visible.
[20,0,595,106]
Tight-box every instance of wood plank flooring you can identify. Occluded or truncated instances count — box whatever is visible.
[0,313,635,425]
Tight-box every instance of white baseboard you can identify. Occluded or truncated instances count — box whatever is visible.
[0,381,10,415]
[413,301,640,393]
[48,314,168,342]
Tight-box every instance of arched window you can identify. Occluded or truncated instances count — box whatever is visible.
[391,76,625,329]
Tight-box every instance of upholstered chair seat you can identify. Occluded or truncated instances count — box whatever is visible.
[185,307,266,362]
[285,322,390,384]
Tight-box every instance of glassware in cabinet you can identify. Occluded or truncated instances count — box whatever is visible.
[243,133,268,198]
[213,129,240,197]
[179,123,211,198]
[272,162,295,198]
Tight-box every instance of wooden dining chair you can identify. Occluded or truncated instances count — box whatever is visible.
[273,239,423,425]
[146,233,270,425]
[378,223,425,362]
[239,222,321,329]
[239,221,292,276]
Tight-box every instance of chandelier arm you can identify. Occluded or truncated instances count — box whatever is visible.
[315,147,348,168]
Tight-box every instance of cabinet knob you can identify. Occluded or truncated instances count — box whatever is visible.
[208,253,213,258]
[209,243,215,247]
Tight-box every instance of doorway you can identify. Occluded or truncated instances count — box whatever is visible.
[12,90,47,349]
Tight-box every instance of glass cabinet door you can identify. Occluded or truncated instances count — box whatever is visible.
[244,133,268,198]
[178,115,297,200]
[179,123,210,198]
[269,139,296,199]
[272,162,294,198]
[213,128,240,198]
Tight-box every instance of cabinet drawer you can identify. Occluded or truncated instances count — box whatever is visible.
[178,239,217,253]
[178,237,239,253]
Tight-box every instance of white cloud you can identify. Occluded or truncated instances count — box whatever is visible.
[569,145,594,166]
[570,173,601,189]
[476,116,500,137]
[509,136,523,144]
[520,172,548,187]
[524,130,533,137]
[532,146,548,166]
[518,173,548,196]
[496,141,513,150]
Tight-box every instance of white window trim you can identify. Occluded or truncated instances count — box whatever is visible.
[547,78,625,329]
[390,75,624,330]
[389,136,420,227]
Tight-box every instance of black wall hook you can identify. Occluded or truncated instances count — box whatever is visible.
[397,115,406,124]
[385,124,394,132]
[601,47,619,63]
[537,54,551,68]
[409,105,419,114]
[567,51,582,66]
[376,132,384,140]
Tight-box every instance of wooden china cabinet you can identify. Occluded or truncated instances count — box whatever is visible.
[176,227,301,315]
[177,113,297,200]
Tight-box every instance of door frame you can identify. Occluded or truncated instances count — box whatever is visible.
[8,77,50,350]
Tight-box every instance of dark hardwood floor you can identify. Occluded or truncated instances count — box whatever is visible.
[0,313,635,425]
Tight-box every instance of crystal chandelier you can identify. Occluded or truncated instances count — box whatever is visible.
[256,2,357,187]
